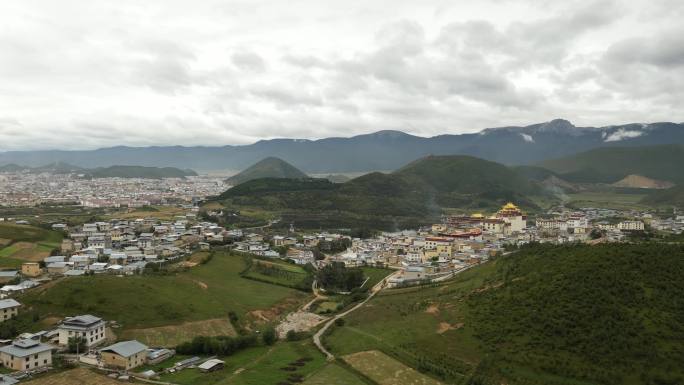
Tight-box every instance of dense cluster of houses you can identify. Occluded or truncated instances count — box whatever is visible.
[0,171,226,208]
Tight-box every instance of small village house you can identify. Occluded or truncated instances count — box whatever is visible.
[21,263,42,278]
[0,300,20,323]
[99,340,148,370]
[57,315,106,348]
[0,339,52,371]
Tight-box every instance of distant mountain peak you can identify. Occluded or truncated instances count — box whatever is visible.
[227,156,308,185]
[358,130,415,139]
[539,119,575,131]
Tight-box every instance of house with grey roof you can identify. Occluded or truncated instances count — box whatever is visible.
[0,271,18,284]
[100,340,148,370]
[0,339,52,371]
[0,299,20,323]
[57,314,106,348]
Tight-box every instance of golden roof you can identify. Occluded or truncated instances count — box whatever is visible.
[470,213,484,218]
[502,202,519,210]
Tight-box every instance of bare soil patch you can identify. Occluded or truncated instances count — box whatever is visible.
[25,368,121,385]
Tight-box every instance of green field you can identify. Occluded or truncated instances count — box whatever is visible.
[360,267,393,289]
[242,257,312,291]
[20,251,308,331]
[566,191,650,210]
[158,340,327,385]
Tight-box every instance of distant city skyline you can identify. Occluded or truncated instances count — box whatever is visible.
[1,0,683,150]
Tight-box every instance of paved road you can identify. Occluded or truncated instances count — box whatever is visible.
[312,271,400,361]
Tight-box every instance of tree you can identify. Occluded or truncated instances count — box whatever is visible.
[262,327,277,346]
[68,336,86,353]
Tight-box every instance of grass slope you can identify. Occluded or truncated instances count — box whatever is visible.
[326,243,684,385]
[539,144,684,184]
[227,157,308,185]
[215,155,548,230]
[20,251,307,329]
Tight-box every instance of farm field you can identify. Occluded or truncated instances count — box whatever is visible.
[0,223,62,268]
[343,350,444,385]
[158,340,327,385]
[20,251,308,331]
[302,363,369,385]
[24,367,120,385]
[121,318,236,347]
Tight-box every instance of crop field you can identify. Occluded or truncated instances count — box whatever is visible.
[343,350,444,385]
[0,223,62,268]
[121,318,237,347]
[303,363,369,385]
[101,205,187,221]
[20,251,308,330]
[25,368,120,385]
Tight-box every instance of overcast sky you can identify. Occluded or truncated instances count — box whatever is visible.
[0,0,683,150]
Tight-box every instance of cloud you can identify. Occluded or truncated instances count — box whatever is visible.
[0,0,681,150]
[603,129,644,142]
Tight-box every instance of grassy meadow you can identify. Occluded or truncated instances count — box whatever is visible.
[20,251,308,341]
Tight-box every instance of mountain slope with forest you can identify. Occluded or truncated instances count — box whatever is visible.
[539,144,684,184]
[213,155,547,230]
[325,243,684,385]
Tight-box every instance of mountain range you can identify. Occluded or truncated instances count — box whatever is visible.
[1,119,683,173]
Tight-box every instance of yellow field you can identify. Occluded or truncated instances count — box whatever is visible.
[343,350,444,385]
[121,318,236,347]
[25,368,120,385]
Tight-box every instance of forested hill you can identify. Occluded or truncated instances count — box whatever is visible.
[539,144,684,183]
[226,157,307,185]
[640,184,684,207]
[214,155,548,230]
[468,243,684,385]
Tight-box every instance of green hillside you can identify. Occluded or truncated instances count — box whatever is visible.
[214,155,547,230]
[19,251,305,329]
[641,184,684,208]
[89,165,197,178]
[539,144,684,183]
[325,243,684,385]
[227,157,308,185]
